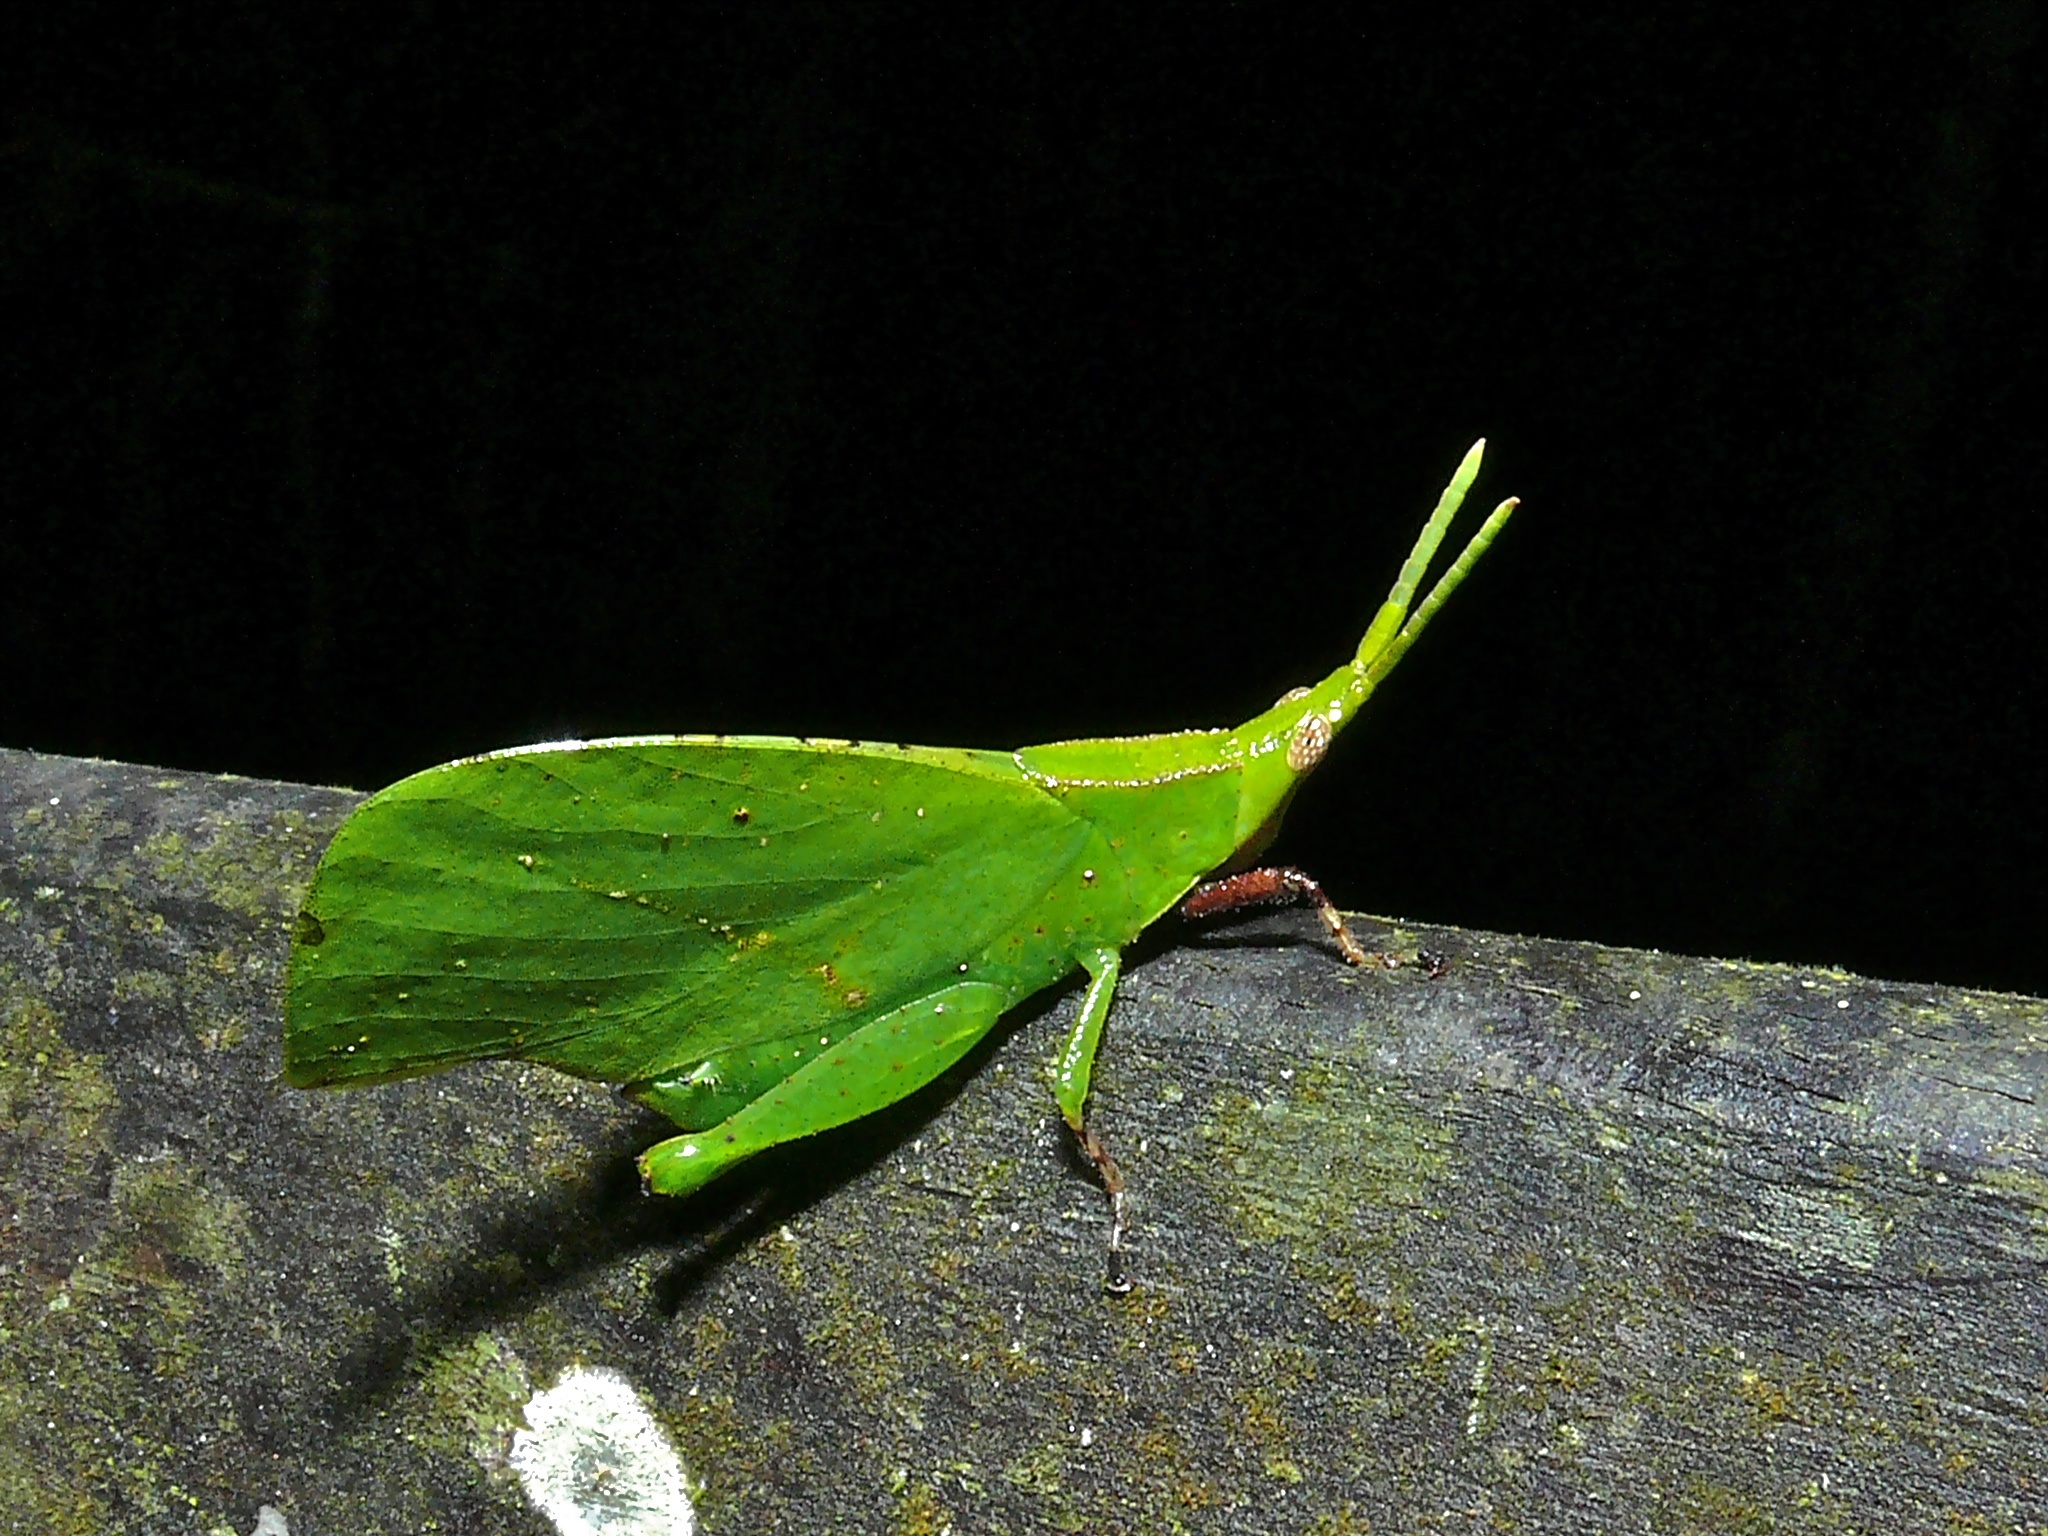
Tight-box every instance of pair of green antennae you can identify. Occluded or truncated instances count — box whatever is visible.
[1358,438,1520,684]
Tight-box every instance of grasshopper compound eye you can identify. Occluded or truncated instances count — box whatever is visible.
[1287,712,1334,774]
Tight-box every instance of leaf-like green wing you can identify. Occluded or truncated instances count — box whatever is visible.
[284,736,1093,1090]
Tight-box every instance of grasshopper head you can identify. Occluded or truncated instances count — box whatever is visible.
[1224,440,1518,852]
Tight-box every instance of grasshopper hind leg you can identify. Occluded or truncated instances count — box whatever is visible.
[637,981,1010,1200]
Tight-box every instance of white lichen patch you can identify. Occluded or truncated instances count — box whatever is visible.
[510,1367,696,1536]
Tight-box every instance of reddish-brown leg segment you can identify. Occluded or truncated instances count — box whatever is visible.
[1179,866,1445,975]
[1074,1123,1131,1294]
[1056,946,1135,1291]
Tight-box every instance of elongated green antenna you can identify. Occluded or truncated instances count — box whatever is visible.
[1361,490,1519,685]
[1354,438,1488,669]
[1351,439,1517,685]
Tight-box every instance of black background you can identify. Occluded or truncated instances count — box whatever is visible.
[6,6,2045,995]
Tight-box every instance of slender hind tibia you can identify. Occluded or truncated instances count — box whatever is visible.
[1179,866,1444,974]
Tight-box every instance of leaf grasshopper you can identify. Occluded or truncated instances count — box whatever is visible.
[286,441,1517,1287]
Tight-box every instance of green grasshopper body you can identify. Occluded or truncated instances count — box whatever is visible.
[285,442,1516,1277]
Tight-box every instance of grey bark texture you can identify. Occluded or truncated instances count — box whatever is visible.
[4,743,2048,1536]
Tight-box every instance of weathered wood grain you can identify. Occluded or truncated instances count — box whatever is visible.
[4,744,2045,1534]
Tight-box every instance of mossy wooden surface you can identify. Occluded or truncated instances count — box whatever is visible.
[4,742,2047,1535]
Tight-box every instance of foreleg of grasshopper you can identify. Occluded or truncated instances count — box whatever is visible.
[1180,867,1446,976]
